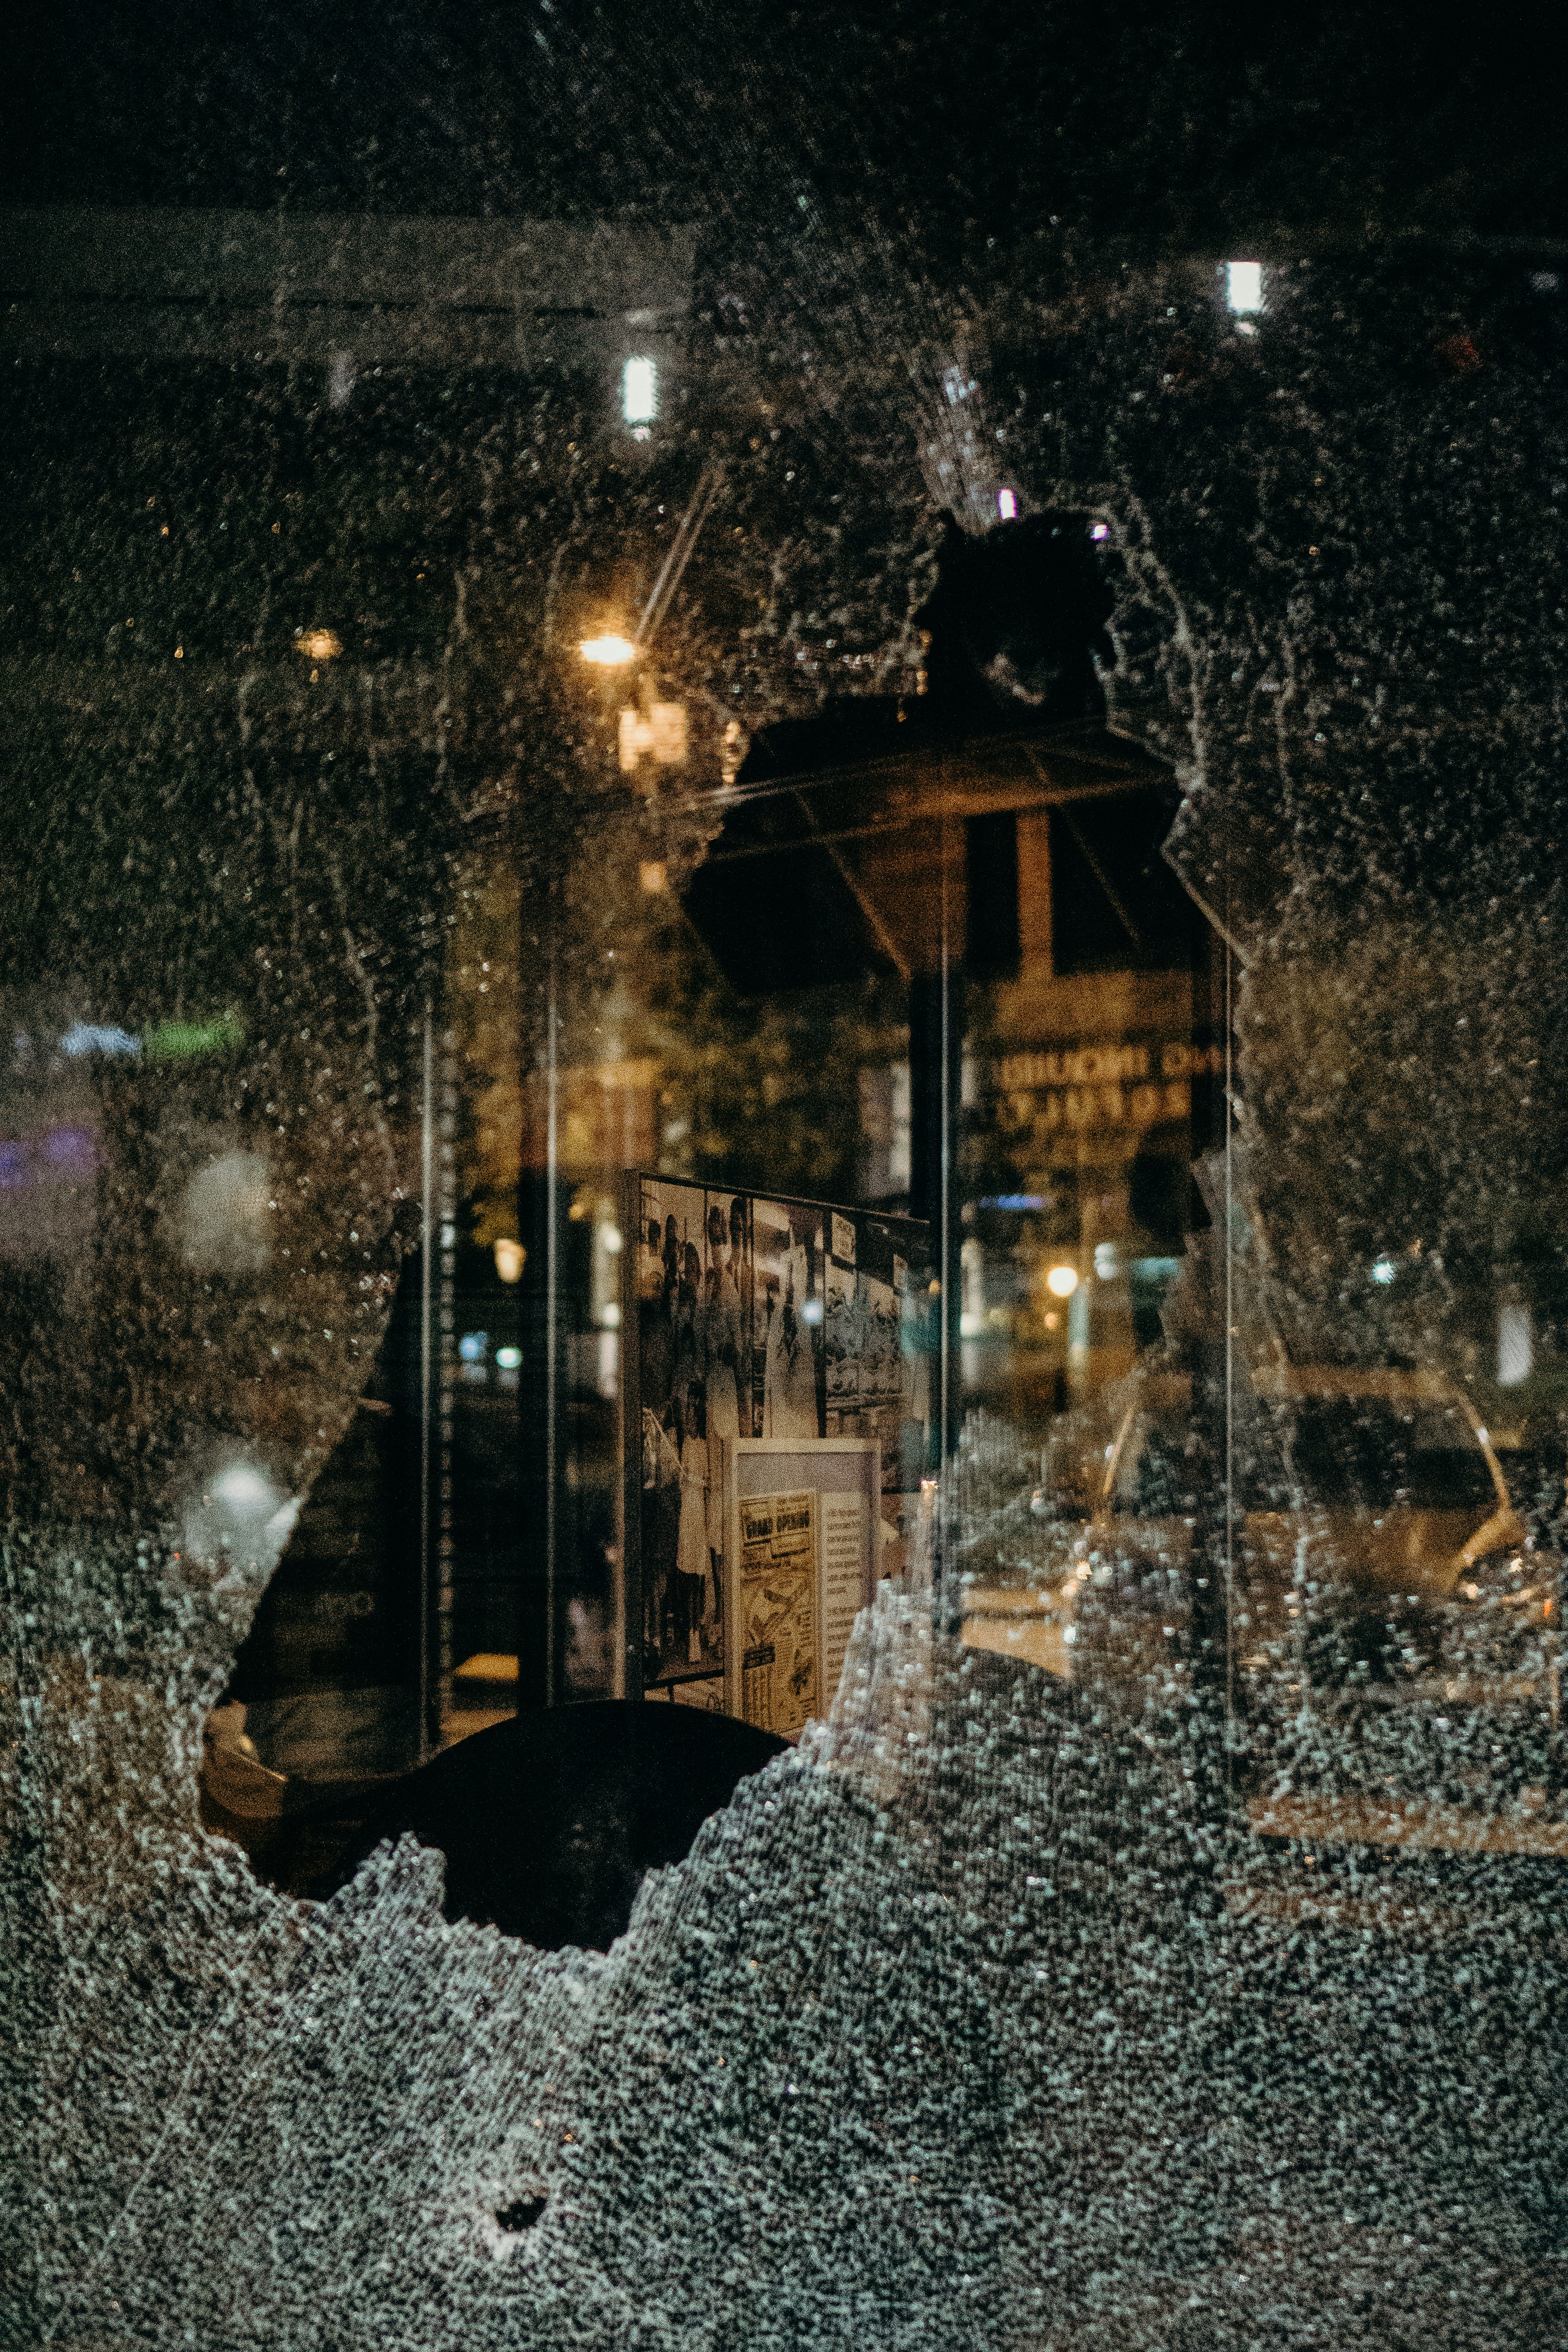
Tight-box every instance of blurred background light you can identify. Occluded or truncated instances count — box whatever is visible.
[1226,260,1263,314]
[580,634,638,666]
[183,1455,294,1573]
[214,1465,273,1512]
[61,1021,140,1057]
[622,355,658,425]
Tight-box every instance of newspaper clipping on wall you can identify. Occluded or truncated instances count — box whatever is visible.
[817,1484,871,1708]
[736,1488,818,1740]
[721,1440,879,1739]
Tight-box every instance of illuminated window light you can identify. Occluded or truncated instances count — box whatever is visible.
[1498,1302,1533,1386]
[622,356,658,426]
[1090,522,1109,542]
[495,1345,522,1370]
[458,1332,488,1362]
[1045,1264,1079,1299]
[996,488,1017,521]
[1225,260,1264,315]
[494,1238,525,1283]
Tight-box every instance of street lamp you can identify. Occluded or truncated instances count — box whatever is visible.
[293,627,342,661]
[578,633,639,666]
[575,630,688,779]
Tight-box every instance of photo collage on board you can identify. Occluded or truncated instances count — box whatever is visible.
[824,1210,934,1501]
[636,1180,754,1697]
[635,1176,929,1699]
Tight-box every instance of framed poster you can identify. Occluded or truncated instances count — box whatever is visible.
[720,1438,882,1741]
[621,1171,926,1706]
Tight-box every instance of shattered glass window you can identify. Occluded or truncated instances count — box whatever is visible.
[4,4,1567,2344]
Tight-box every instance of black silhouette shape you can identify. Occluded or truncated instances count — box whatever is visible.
[318,1700,790,1951]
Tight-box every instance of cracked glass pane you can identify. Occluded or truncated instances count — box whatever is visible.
[4,9,1566,2345]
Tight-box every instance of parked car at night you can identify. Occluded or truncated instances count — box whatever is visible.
[964,1365,1559,1709]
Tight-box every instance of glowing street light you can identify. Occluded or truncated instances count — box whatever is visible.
[1045,1263,1080,1299]
[292,627,343,661]
[579,633,639,666]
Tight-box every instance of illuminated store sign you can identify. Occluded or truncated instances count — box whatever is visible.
[993,1037,1225,1134]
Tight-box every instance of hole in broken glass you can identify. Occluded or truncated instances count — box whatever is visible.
[493,2194,548,2234]
[207,1656,789,1953]
[189,1241,792,1949]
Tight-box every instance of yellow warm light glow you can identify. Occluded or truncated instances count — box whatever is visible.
[293,628,343,661]
[1045,1263,1080,1299]
[579,633,639,666]
[493,1238,526,1284]
[453,1652,520,1682]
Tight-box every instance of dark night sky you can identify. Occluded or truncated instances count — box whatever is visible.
[5,0,1564,261]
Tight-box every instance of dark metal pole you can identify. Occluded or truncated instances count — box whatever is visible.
[544,904,560,1707]
[619,1168,645,1702]
[417,1003,435,1762]
[1185,865,1238,1797]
